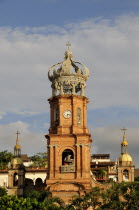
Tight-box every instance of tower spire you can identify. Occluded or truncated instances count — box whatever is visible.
[14,130,21,157]
[15,130,20,145]
[121,128,128,154]
[121,127,127,135]
[121,127,127,142]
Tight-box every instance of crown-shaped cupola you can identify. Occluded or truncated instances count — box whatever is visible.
[48,43,90,97]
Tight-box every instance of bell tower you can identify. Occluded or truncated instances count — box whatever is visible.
[117,128,134,182]
[45,44,92,201]
[8,131,25,196]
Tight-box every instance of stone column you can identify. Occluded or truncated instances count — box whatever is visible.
[72,96,77,133]
[81,145,85,177]
[8,171,14,188]
[49,145,54,178]
[76,144,81,179]
[57,99,62,134]
[83,99,87,132]
[54,145,59,178]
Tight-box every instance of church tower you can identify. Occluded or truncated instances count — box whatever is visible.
[45,44,92,201]
[8,131,25,196]
[117,128,134,182]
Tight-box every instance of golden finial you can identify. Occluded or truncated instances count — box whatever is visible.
[66,42,71,50]
[121,128,128,145]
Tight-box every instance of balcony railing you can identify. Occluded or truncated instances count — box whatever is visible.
[61,165,75,173]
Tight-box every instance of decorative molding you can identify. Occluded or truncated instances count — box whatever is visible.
[48,144,60,147]
[75,143,89,147]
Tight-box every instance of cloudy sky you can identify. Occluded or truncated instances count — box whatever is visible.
[0,0,139,167]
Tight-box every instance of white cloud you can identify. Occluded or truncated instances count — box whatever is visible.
[0,15,139,113]
[14,111,40,116]
[0,121,46,155]
[0,15,139,166]
[90,125,139,167]
[0,112,6,120]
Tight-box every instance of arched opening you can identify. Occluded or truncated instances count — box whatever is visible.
[123,169,129,182]
[35,178,43,187]
[13,172,18,186]
[62,149,74,165]
[25,178,34,187]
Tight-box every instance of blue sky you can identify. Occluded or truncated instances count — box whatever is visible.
[0,0,139,27]
[0,0,139,167]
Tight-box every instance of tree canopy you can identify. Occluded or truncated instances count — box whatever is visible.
[29,152,48,167]
[1,183,139,209]
[0,150,13,169]
[0,187,7,197]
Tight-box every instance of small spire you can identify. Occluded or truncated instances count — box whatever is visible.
[14,131,21,156]
[121,127,127,141]
[121,127,127,136]
[15,130,20,145]
[121,127,128,151]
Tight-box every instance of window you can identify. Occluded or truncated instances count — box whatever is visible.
[123,169,129,182]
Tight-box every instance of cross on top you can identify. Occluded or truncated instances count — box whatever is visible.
[121,128,127,135]
[15,130,20,140]
[66,42,71,50]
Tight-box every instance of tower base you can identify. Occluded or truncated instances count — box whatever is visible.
[46,179,92,203]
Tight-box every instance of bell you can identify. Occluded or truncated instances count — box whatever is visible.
[64,154,72,163]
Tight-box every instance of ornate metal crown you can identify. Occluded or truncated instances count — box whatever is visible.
[48,46,90,97]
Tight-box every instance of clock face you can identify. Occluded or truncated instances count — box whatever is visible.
[63,110,71,118]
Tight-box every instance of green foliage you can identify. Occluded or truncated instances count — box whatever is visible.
[100,182,139,210]
[24,189,51,202]
[0,194,65,209]
[0,195,43,209]
[0,150,13,169]
[24,190,65,209]
[0,187,7,196]
[121,182,139,210]
[43,196,65,210]
[100,182,125,209]
[24,189,41,200]
[30,152,48,167]
[69,187,102,210]
[1,183,139,209]
[68,183,139,210]
[134,176,139,182]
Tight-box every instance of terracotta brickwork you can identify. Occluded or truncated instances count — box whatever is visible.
[46,95,92,201]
